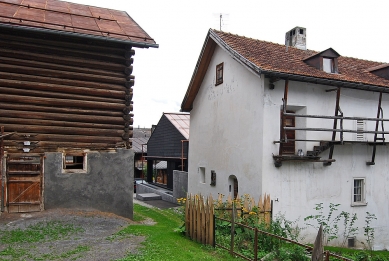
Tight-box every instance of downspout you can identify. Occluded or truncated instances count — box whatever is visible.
[181,140,189,171]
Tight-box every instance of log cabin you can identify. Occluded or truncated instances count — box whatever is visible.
[0,0,157,219]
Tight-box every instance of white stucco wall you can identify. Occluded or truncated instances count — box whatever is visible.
[188,46,264,200]
[188,44,389,249]
[263,80,389,249]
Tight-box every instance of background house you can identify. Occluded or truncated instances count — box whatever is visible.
[181,27,389,249]
[146,112,189,190]
[0,0,157,219]
[132,127,152,178]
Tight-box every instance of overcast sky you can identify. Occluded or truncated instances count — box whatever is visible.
[70,0,389,128]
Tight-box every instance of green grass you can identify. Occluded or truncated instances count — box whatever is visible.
[0,221,85,261]
[0,221,83,244]
[115,204,243,261]
[325,246,389,261]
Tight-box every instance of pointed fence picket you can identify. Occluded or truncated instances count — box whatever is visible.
[185,194,214,245]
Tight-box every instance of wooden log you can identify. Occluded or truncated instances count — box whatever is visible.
[0,86,124,104]
[3,140,125,149]
[0,56,125,78]
[124,66,133,75]
[1,110,124,125]
[1,94,127,111]
[1,124,123,137]
[0,117,124,130]
[0,48,125,72]
[0,64,126,85]
[0,39,126,64]
[6,133,124,143]
[0,72,126,91]
[0,102,123,117]
[0,33,125,56]
[0,79,126,99]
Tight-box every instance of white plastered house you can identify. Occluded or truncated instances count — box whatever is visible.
[181,27,389,249]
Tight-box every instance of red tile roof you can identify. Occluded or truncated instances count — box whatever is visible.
[213,30,389,87]
[0,0,157,47]
[181,29,389,111]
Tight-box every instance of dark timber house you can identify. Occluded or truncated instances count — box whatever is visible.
[146,113,189,190]
[0,0,157,219]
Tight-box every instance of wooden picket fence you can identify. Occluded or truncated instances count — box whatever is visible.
[185,193,215,245]
[184,193,272,246]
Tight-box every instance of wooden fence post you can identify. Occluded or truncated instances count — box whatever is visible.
[230,201,235,256]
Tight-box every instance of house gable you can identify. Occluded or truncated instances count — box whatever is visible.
[182,29,389,112]
[147,113,189,159]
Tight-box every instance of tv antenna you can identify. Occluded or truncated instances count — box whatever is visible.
[213,13,229,31]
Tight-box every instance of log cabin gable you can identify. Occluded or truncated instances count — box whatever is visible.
[0,0,158,153]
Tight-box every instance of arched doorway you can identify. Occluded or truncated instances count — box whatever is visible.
[228,175,238,199]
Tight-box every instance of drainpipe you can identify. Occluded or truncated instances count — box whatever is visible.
[181,140,189,171]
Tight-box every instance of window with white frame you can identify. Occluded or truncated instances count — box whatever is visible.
[352,178,366,205]
[323,58,334,73]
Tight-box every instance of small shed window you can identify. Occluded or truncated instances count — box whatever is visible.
[63,153,87,173]
[216,62,224,86]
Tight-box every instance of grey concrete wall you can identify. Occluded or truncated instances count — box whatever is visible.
[173,170,188,199]
[44,149,134,219]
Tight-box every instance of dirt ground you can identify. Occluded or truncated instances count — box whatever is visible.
[0,208,148,261]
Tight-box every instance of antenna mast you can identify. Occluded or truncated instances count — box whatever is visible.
[220,14,222,31]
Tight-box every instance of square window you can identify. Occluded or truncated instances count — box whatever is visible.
[63,153,87,173]
[352,178,366,206]
[216,62,224,86]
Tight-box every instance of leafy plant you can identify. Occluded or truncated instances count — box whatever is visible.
[363,212,377,253]
[339,211,358,247]
[304,203,342,244]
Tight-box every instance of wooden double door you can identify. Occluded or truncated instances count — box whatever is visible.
[4,154,43,213]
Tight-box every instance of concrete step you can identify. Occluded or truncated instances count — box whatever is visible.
[136,193,162,201]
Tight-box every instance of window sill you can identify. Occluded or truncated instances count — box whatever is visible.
[351,202,367,207]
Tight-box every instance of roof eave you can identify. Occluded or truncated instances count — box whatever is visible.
[0,23,159,48]
[262,70,389,93]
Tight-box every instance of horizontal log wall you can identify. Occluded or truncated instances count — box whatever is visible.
[0,28,134,152]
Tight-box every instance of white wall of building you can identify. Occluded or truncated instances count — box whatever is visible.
[262,79,389,249]
[188,44,389,249]
[188,46,265,200]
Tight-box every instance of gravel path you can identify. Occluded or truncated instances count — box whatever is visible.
[0,208,147,261]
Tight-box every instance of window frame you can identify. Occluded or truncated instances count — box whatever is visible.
[323,57,334,73]
[215,62,224,86]
[352,178,367,206]
[62,153,87,173]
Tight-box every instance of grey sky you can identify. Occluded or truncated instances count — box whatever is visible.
[69,0,389,128]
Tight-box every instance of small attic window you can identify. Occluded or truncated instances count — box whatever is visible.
[323,58,335,73]
[303,48,340,74]
[216,62,224,86]
[299,28,304,34]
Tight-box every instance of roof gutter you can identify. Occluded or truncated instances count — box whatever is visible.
[0,23,159,48]
[209,30,389,94]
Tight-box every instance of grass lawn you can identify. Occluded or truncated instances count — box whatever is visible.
[116,204,243,261]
